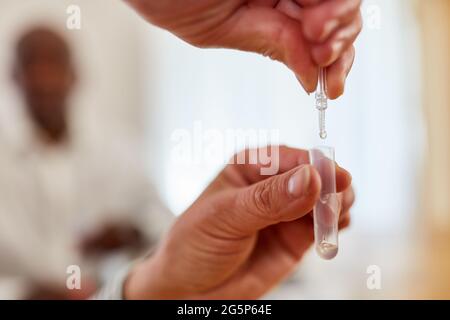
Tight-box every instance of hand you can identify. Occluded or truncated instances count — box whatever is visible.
[25,280,96,300]
[125,146,354,299]
[125,0,362,98]
[79,222,145,257]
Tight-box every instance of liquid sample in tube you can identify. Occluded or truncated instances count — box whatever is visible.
[309,146,340,260]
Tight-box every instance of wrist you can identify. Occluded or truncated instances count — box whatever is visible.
[123,251,186,300]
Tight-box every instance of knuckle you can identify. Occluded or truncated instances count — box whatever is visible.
[252,181,274,215]
[304,18,322,42]
[319,44,334,65]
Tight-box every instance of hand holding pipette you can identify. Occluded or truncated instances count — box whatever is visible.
[127,0,362,98]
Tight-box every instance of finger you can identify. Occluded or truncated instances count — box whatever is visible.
[311,14,362,66]
[310,149,351,193]
[338,213,351,229]
[224,165,321,236]
[339,210,349,223]
[275,0,303,21]
[294,0,323,7]
[229,146,351,190]
[339,186,355,214]
[271,218,315,260]
[301,0,362,43]
[230,146,309,184]
[314,195,340,228]
[204,218,315,299]
[253,0,321,21]
[325,45,355,99]
[228,7,317,92]
[337,189,355,228]
[336,165,352,192]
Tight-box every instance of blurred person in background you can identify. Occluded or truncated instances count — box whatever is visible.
[0,27,173,299]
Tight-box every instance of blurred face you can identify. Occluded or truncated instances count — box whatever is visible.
[13,28,75,138]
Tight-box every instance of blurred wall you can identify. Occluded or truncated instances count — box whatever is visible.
[418,0,450,298]
[420,0,450,231]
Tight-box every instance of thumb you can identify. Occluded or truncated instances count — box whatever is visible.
[223,7,318,93]
[224,165,320,237]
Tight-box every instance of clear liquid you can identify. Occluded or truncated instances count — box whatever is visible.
[318,109,327,139]
[317,241,338,260]
[316,68,328,140]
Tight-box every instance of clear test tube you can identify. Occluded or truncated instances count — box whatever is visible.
[309,146,340,260]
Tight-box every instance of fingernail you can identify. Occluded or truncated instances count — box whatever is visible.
[288,166,311,198]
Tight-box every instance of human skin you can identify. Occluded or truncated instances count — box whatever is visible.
[125,146,354,299]
[125,0,362,98]
[12,28,75,142]
[122,0,359,299]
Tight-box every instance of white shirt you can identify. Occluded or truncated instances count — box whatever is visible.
[0,120,174,299]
